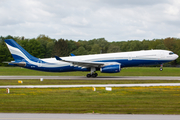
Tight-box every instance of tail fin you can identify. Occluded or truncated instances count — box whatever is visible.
[5,39,38,62]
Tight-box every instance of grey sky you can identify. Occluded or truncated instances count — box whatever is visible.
[1,0,180,41]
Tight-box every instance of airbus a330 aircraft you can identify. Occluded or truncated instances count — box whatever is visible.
[4,39,179,77]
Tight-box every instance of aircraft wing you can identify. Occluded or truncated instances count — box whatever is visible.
[55,56,104,68]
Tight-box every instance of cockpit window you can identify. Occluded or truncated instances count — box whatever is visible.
[169,52,174,55]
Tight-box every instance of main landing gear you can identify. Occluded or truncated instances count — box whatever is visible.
[86,73,98,78]
[159,64,163,71]
[86,67,98,78]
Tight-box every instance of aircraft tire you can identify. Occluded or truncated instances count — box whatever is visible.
[86,73,91,78]
[92,74,96,78]
[159,68,163,71]
[95,73,98,77]
[92,73,98,78]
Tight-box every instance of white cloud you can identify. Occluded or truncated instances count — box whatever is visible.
[0,0,180,41]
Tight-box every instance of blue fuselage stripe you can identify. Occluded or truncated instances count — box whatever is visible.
[21,59,171,72]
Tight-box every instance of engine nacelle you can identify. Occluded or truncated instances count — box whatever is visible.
[100,64,121,73]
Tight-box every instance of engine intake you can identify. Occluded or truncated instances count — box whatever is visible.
[100,64,121,73]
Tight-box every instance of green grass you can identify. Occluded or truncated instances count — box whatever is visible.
[0,67,180,76]
[0,86,180,114]
[0,80,180,85]
[0,67,180,114]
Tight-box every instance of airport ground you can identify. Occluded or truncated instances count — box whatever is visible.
[1,86,180,114]
[1,113,180,120]
[0,67,180,76]
[0,67,180,115]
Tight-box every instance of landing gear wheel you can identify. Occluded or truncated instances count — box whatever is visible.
[159,64,163,71]
[86,67,98,78]
[86,73,98,78]
[86,73,91,78]
[95,73,98,77]
[92,73,98,78]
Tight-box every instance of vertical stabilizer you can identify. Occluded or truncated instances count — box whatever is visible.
[5,39,38,62]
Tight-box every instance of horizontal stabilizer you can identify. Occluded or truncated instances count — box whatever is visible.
[3,62,26,67]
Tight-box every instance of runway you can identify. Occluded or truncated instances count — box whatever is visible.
[1,76,180,88]
[0,113,180,120]
[1,83,180,88]
[1,76,180,80]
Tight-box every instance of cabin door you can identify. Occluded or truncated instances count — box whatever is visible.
[38,60,42,67]
[128,54,132,61]
[160,52,165,58]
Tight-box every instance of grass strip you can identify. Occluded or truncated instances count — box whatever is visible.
[0,67,180,76]
[0,86,180,114]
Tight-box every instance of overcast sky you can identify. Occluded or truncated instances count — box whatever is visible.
[1,0,180,41]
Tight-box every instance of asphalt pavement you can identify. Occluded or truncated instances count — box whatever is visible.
[0,113,180,120]
[0,76,180,80]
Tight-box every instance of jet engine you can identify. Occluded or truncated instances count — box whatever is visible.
[100,64,121,73]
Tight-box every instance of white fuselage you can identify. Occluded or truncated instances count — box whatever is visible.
[5,39,179,75]
[36,50,178,72]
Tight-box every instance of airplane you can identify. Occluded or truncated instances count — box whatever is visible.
[4,39,179,78]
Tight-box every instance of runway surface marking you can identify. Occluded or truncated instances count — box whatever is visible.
[1,83,180,88]
[0,76,180,80]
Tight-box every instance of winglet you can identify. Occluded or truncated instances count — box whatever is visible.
[55,56,62,60]
[70,53,75,56]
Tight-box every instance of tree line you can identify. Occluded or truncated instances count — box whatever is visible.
[0,35,180,66]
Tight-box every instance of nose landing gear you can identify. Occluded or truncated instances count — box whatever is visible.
[159,64,163,71]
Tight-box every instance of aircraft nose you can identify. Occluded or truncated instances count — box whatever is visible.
[175,54,179,59]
